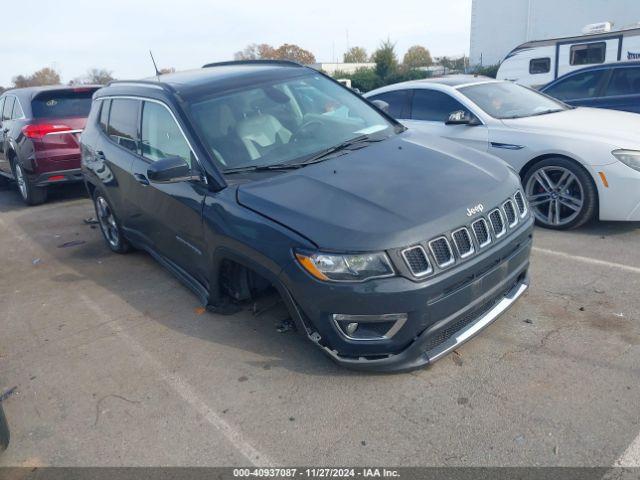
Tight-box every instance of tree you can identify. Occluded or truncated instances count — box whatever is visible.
[86,68,114,85]
[13,67,60,88]
[403,45,432,69]
[159,67,176,74]
[273,44,316,64]
[234,43,276,60]
[372,39,398,80]
[343,46,368,63]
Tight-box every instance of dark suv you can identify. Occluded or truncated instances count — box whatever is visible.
[81,61,533,372]
[0,85,100,205]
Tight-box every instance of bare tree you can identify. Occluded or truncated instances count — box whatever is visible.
[273,44,316,64]
[234,43,277,60]
[233,43,315,64]
[159,67,176,74]
[86,68,114,85]
[13,68,61,88]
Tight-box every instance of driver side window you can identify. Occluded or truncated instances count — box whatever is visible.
[141,101,193,167]
[411,89,468,122]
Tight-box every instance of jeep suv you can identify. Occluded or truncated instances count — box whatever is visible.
[81,61,533,371]
[0,86,100,205]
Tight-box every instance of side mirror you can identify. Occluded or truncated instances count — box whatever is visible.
[371,99,390,114]
[446,110,481,126]
[147,156,202,184]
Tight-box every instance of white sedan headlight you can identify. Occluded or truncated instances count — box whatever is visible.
[295,250,394,282]
[612,149,640,173]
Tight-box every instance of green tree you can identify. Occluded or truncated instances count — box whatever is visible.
[343,46,368,63]
[372,39,398,80]
[234,43,276,60]
[403,45,433,69]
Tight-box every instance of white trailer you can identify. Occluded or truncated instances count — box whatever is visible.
[497,24,640,87]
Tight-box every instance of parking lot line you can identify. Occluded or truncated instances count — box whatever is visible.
[532,247,640,274]
[80,293,274,467]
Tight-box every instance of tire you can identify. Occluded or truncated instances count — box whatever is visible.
[0,403,9,452]
[523,157,597,230]
[12,161,48,206]
[0,174,10,189]
[92,189,132,254]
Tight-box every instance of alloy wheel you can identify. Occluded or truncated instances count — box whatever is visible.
[14,164,28,200]
[95,196,120,249]
[525,166,584,227]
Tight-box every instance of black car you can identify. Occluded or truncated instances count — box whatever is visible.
[81,60,533,372]
[0,402,8,452]
[541,61,640,114]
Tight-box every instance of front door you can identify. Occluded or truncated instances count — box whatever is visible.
[128,100,208,285]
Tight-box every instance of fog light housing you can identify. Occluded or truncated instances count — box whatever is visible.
[332,313,408,340]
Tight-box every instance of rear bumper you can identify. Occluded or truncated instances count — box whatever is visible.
[281,218,533,372]
[31,168,83,187]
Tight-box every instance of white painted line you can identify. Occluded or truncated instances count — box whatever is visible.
[81,294,273,467]
[532,247,640,275]
[614,434,640,467]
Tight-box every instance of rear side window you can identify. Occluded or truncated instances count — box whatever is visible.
[31,89,95,119]
[107,98,140,153]
[3,97,15,121]
[544,70,607,100]
[605,67,640,96]
[98,99,111,132]
[530,58,551,74]
[141,101,193,166]
[570,42,606,66]
[368,90,411,118]
[12,99,24,119]
[411,90,468,122]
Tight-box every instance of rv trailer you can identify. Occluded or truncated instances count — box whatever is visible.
[497,23,640,88]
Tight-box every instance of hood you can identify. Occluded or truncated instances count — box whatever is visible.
[501,107,640,149]
[237,130,520,251]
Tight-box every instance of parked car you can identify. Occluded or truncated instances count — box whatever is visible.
[0,402,8,452]
[541,61,640,113]
[365,76,640,230]
[497,24,640,88]
[80,60,532,372]
[0,85,101,205]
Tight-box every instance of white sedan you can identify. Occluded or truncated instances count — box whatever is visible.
[365,76,640,229]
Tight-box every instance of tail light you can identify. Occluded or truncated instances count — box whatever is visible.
[22,124,73,139]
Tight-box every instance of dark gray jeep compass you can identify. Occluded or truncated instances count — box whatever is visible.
[80,60,533,372]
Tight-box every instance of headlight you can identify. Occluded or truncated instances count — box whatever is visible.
[612,149,640,172]
[295,250,395,282]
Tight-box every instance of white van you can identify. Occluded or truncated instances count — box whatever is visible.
[497,24,640,88]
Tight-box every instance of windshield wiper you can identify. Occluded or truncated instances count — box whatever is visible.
[292,134,384,167]
[529,108,563,117]
[223,163,303,175]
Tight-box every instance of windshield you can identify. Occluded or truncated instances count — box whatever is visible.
[188,73,397,172]
[459,82,567,119]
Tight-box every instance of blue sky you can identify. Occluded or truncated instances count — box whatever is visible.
[3,0,472,86]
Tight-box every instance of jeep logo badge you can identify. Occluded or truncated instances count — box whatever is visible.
[466,204,484,217]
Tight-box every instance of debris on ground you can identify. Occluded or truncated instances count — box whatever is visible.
[32,258,41,265]
[57,240,86,249]
[579,307,585,311]
[83,217,99,225]
[451,350,464,366]
[613,312,625,318]
[194,307,206,315]
[276,318,295,333]
[0,386,17,402]
[252,294,284,317]
[457,397,469,405]
[523,318,533,324]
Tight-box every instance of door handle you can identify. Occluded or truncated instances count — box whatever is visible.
[134,173,149,186]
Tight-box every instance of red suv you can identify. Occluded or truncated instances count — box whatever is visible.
[0,85,100,205]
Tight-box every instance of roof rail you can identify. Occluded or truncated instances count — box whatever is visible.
[106,79,175,92]
[202,59,303,69]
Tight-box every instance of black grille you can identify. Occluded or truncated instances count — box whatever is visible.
[429,237,454,267]
[489,209,506,237]
[514,191,526,216]
[452,228,474,258]
[402,246,431,276]
[472,219,491,247]
[503,200,517,227]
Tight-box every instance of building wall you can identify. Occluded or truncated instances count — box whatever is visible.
[470,0,640,66]
[309,63,375,75]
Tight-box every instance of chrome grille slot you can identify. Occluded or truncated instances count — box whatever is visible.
[514,190,527,217]
[429,237,455,268]
[452,228,475,259]
[401,246,432,277]
[489,209,506,238]
[502,200,518,228]
[471,218,491,248]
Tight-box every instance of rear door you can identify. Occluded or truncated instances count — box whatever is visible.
[0,96,7,173]
[128,99,208,284]
[598,65,640,113]
[0,96,15,174]
[408,89,489,152]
